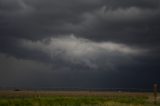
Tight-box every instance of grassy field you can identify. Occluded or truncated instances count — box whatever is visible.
[0,91,159,106]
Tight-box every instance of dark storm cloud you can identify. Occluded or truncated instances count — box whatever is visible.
[83,6,160,46]
[0,0,159,55]
[0,0,102,39]
[0,52,160,89]
[0,0,160,42]
[0,0,160,88]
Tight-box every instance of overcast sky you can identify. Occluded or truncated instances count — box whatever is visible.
[0,0,160,89]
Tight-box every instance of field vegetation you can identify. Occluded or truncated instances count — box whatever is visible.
[0,91,159,106]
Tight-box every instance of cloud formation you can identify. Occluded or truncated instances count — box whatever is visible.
[20,35,146,69]
[0,0,160,88]
[1,0,160,46]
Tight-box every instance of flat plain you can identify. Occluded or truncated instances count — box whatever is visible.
[0,90,159,106]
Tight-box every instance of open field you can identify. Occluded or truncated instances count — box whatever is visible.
[0,91,159,106]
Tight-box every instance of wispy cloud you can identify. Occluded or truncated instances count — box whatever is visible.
[20,35,146,69]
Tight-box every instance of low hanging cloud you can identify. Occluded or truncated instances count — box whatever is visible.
[96,6,158,21]
[20,35,146,69]
[81,6,160,28]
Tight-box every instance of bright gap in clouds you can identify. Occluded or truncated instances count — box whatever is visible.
[20,35,146,69]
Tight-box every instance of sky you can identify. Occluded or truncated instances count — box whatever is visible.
[0,0,160,89]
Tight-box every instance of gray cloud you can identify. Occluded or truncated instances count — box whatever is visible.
[1,0,160,44]
[0,53,53,87]
[0,0,160,89]
[20,35,147,69]
[0,52,159,89]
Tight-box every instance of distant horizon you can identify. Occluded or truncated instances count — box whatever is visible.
[0,86,158,92]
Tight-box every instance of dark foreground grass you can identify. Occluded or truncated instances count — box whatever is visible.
[0,91,159,106]
[0,96,157,106]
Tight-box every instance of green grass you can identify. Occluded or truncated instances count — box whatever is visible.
[0,96,157,106]
[0,91,159,106]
